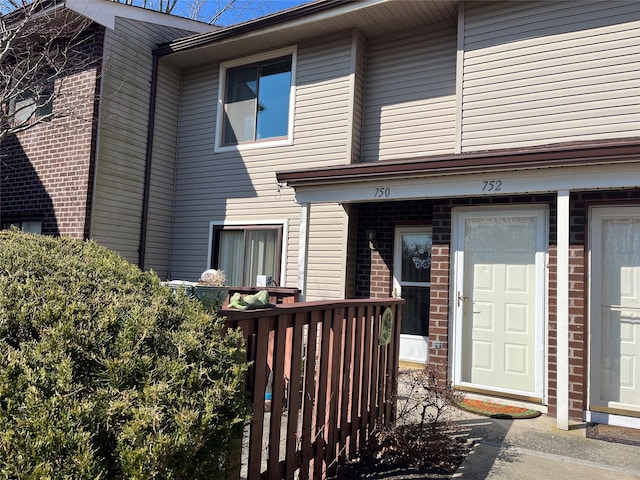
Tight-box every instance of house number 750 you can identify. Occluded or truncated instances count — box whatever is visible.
[482,180,502,192]
[374,187,391,198]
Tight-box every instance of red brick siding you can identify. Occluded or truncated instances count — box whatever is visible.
[1,25,103,239]
[353,200,433,299]
[352,196,559,399]
[428,244,449,368]
[350,183,640,420]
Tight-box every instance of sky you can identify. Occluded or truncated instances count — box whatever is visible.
[176,0,314,26]
[0,1,314,26]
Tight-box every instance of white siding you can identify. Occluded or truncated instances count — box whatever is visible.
[169,35,356,300]
[91,18,196,265]
[462,1,640,151]
[361,24,457,162]
[143,60,182,278]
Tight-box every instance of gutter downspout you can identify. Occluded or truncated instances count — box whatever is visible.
[138,51,159,270]
[86,24,107,240]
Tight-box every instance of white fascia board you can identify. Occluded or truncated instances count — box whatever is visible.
[292,161,640,204]
[64,0,213,33]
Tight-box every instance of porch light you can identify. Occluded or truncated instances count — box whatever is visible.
[366,229,377,250]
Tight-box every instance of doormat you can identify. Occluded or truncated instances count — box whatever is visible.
[586,423,640,446]
[457,398,541,419]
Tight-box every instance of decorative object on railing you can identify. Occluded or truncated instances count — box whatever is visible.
[222,287,300,308]
[227,290,273,310]
[379,307,394,345]
[199,268,226,285]
[164,269,229,313]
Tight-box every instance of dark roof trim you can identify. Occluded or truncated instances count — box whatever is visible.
[276,138,640,187]
[155,0,354,56]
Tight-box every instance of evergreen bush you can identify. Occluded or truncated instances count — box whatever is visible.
[0,230,250,479]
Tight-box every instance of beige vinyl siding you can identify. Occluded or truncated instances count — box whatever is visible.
[361,24,457,162]
[143,60,182,278]
[91,18,196,265]
[461,1,640,151]
[305,204,349,300]
[348,30,367,163]
[169,36,355,299]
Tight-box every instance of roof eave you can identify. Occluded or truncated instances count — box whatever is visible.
[154,0,363,56]
[276,139,640,187]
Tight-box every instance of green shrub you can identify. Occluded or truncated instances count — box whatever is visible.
[0,231,250,479]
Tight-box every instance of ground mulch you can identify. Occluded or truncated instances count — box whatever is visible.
[457,398,541,419]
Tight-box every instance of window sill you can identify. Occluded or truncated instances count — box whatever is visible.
[215,137,293,154]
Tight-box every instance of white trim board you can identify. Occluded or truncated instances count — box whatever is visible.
[292,161,640,204]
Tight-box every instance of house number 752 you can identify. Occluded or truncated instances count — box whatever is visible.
[482,180,502,192]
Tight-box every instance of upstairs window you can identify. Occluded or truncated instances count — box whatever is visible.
[217,48,295,150]
[211,224,283,287]
[11,80,54,125]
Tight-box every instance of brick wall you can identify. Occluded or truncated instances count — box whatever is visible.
[0,24,103,239]
[351,189,640,419]
[428,203,452,367]
[353,200,433,298]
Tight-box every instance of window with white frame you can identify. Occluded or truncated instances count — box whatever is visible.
[211,224,283,287]
[217,48,295,150]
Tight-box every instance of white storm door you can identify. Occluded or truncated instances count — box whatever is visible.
[453,208,546,398]
[590,207,640,415]
[393,227,432,365]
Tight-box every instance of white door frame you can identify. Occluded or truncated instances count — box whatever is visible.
[588,206,640,418]
[393,226,432,364]
[451,206,547,399]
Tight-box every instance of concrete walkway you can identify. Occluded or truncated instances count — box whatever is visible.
[451,412,640,479]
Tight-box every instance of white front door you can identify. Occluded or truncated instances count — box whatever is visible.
[453,208,546,398]
[393,227,432,365]
[590,207,640,415]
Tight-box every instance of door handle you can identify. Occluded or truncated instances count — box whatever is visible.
[457,291,469,307]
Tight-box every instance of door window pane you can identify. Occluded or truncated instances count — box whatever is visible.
[401,286,430,337]
[395,229,432,339]
[401,233,432,283]
[600,217,640,406]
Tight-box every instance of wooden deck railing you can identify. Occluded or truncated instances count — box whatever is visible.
[222,298,403,480]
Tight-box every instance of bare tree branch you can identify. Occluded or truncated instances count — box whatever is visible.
[1,0,97,142]
[107,0,288,25]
